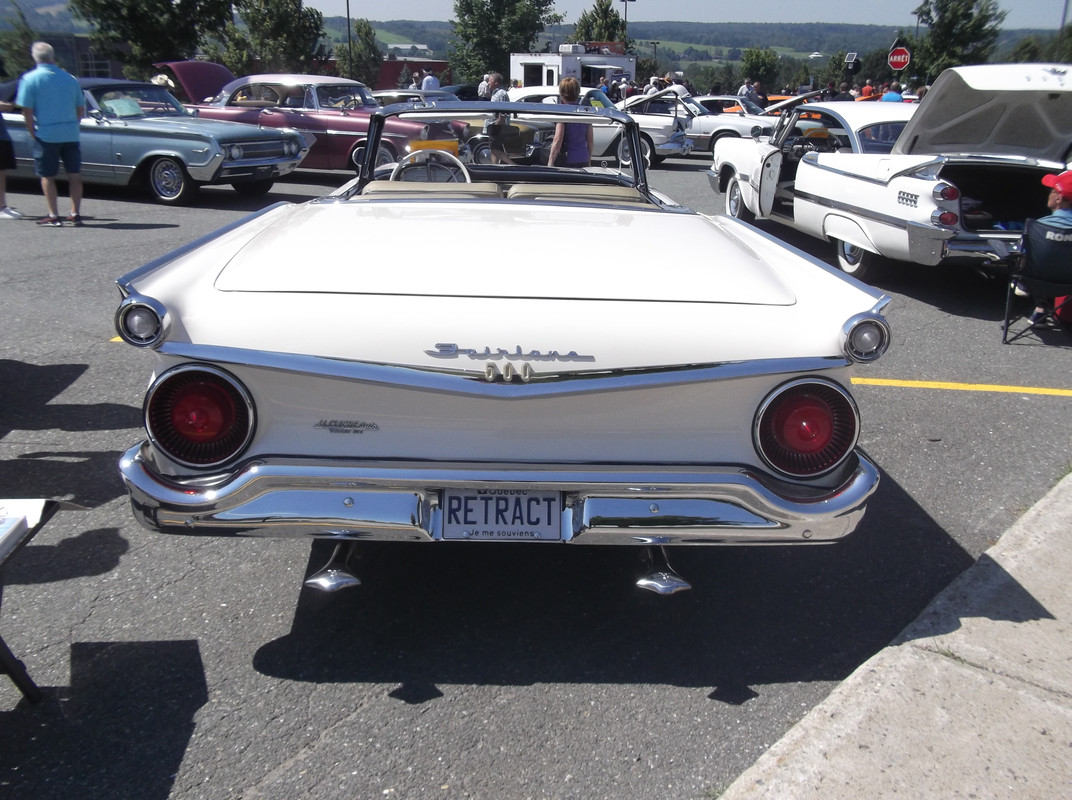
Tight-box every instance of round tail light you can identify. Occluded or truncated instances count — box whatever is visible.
[754,380,859,477]
[146,366,254,468]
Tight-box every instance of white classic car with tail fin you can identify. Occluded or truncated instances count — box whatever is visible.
[115,100,890,596]
[710,64,1072,281]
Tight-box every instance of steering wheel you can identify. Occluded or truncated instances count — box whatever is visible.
[389,149,471,183]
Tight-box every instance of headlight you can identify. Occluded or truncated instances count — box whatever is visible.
[842,313,891,363]
[227,144,243,160]
[115,295,168,348]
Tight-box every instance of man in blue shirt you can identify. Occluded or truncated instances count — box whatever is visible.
[15,41,84,226]
[880,81,904,102]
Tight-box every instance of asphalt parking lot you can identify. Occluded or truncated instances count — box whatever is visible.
[1,160,1070,799]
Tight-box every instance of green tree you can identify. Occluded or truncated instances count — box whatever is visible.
[739,47,778,88]
[449,0,563,83]
[569,0,625,44]
[215,0,331,75]
[913,0,1006,82]
[333,18,383,85]
[69,0,233,78]
[0,1,37,79]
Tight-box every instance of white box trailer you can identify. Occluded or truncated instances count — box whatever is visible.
[510,46,636,88]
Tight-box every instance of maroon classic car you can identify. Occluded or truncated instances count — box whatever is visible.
[158,61,431,171]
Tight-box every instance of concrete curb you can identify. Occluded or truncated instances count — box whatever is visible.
[719,472,1072,799]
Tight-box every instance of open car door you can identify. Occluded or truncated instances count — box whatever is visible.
[757,149,781,217]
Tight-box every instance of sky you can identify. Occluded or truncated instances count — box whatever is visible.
[303,0,1068,31]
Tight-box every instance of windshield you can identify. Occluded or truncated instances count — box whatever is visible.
[315,83,377,109]
[91,86,187,118]
[353,103,647,192]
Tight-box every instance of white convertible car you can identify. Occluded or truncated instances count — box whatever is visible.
[711,64,1072,280]
[115,101,890,595]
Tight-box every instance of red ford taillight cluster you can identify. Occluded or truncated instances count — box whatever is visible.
[146,366,254,468]
[754,380,859,477]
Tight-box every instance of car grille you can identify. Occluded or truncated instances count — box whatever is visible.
[236,140,291,160]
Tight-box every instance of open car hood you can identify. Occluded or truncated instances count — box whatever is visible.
[154,60,235,103]
[892,63,1072,164]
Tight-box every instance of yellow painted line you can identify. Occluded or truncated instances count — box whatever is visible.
[110,336,121,342]
[852,377,1072,397]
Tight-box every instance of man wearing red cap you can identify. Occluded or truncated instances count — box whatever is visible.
[1024,171,1072,324]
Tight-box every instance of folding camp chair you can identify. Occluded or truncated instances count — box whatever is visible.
[1002,217,1072,343]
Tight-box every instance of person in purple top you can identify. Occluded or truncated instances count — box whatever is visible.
[15,41,84,226]
[547,77,593,168]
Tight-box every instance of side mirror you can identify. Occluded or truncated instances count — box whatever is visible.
[750,125,763,138]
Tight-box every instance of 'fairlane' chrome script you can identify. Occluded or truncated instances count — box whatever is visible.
[425,343,595,362]
[314,419,380,434]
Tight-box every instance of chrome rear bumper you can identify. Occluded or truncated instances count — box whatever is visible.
[119,444,879,545]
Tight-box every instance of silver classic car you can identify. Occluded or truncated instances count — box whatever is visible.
[116,100,891,596]
[3,78,309,203]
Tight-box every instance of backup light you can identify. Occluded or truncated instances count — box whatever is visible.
[843,314,891,363]
[115,296,167,348]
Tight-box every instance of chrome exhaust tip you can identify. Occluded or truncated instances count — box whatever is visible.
[304,542,362,592]
[635,546,692,595]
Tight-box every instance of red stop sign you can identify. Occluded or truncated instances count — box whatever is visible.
[888,46,911,71]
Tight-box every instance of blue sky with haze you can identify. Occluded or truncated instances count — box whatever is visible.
[304,1,1066,31]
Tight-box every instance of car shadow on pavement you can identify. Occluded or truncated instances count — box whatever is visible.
[0,360,140,508]
[251,465,985,702]
[0,640,207,800]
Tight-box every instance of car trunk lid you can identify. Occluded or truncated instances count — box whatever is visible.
[893,63,1072,165]
[213,200,798,306]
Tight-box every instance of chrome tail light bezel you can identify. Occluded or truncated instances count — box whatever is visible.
[753,378,861,478]
[145,364,256,469]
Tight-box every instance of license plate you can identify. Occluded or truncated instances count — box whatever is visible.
[442,489,562,541]
[254,165,272,178]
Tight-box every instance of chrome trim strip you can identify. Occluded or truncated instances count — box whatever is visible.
[155,342,849,399]
[791,187,915,231]
[119,445,880,544]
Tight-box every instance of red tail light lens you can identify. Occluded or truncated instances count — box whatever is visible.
[754,380,859,477]
[146,366,254,468]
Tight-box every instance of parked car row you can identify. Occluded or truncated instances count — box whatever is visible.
[1,77,310,204]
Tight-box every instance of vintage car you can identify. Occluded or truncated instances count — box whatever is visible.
[617,88,782,153]
[710,64,1072,280]
[508,84,692,165]
[158,61,430,170]
[1,77,309,204]
[115,101,890,596]
[371,88,461,105]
